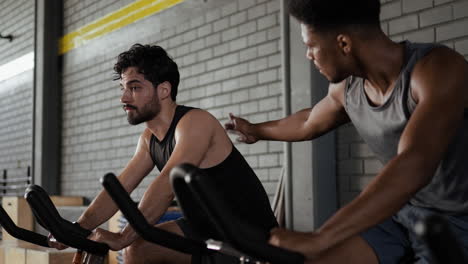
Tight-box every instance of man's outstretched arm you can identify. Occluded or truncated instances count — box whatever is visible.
[225,81,350,143]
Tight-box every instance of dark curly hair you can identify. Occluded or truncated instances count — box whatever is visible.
[288,0,381,32]
[114,44,179,101]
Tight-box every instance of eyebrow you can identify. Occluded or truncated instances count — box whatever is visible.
[120,79,143,87]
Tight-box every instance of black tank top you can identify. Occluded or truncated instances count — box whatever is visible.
[149,105,278,233]
[149,105,195,171]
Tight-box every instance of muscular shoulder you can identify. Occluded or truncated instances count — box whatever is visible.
[176,109,220,135]
[411,46,468,102]
[131,128,153,156]
[181,108,218,124]
[140,128,153,140]
[413,46,466,78]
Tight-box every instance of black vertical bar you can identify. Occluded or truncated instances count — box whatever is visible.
[2,170,6,195]
[33,0,63,194]
[27,166,31,184]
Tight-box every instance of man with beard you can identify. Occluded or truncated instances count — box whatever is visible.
[49,44,277,264]
[226,0,468,263]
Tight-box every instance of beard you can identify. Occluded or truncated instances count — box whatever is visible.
[126,99,161,125]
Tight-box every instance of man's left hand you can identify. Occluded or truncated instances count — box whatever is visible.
[89,228,131,251]
[269,227,330,260]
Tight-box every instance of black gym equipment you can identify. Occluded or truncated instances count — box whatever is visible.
[171,163,305,264]
[100,172,211,256]
[5,166,465,264]
[414,214,468,264]
[101,164,305,264]
[0,203,50,247]
[24,185,109,262]
[101,172,251,261]
[0,186,108,263]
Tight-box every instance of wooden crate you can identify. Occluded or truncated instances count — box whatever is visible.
[1,241,33,264]
[49,196,84,207]
[1,240,77,264]
[4,246,26,264]
[26,247,76,264]
[108,211,122,264]
[0,240,23,264]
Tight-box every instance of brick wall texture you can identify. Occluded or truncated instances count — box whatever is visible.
[60,0,283,201]
[338,0,468,205]
[0,0,35,189]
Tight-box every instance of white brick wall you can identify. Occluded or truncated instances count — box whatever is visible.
[64,0,133,33]
[337,0,468,206]
[61,0,283,201]
[173,0,283,199]
[0,0,35,186]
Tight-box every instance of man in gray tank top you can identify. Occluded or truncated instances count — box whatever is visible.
[226,0,468,263]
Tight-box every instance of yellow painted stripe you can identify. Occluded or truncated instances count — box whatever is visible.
[59,0,184,54]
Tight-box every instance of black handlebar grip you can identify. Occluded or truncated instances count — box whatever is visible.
[101,173,209,255]
[0,205,50,247]
[25,185,109,255]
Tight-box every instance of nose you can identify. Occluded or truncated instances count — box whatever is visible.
[306,48,314,61]
[120,88,131,104]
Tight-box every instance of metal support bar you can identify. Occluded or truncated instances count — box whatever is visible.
[33,0,63,194]
[0,33,13,42]
[2,170,6,195]
[280,0,293,230]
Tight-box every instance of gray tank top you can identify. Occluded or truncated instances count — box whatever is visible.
[344,41,468,214]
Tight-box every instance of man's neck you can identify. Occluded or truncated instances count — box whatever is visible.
[355,36,405,97]
[146,102,178,141]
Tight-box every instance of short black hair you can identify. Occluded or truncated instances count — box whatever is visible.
[288,0,381,32]
[114,44,179,101]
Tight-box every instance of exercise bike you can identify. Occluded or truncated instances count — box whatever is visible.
[101,164,305,264]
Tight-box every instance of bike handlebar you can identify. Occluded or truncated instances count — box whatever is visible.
[100,173,211,255]
[25,185,109,255]
[0,204,50,247]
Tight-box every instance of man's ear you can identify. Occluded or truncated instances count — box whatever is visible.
[157,81,172,100]
[336,34,352,55]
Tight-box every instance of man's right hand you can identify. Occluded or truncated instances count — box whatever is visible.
[48,233,69,250]
[224,113,258,144]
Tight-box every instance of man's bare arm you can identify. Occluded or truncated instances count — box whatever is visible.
[226,81,350,143]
